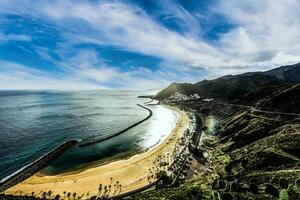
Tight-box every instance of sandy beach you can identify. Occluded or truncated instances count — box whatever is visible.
[5,105,189,198]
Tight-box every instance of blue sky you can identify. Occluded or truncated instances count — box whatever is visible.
[0,0,299,90]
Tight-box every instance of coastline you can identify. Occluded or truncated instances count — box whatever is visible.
[41,104,174,176]
[4,105,189,198]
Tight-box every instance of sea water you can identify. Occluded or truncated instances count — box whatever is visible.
[0,90,177,179]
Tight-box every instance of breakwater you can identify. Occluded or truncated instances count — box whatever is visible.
[79,104,152,147]
[144,99,154,104]
[137,95,155,99]
[0,140,78,192]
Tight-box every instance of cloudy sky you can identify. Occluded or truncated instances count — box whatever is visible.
[0,0,299,90]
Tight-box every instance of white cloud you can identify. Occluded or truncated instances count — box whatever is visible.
[0,49,192,90]
[57,49,197,90]
[0,0,229,69]
[79,68,120,83]
[37,0,300,71]
[53,1,228,68]
[0,0,299,90]
[158,0,201,38]
[0,61,105,90]
[216,0,300,67]
[0,32,31,43]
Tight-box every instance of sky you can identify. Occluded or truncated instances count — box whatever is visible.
[0,0,300,90]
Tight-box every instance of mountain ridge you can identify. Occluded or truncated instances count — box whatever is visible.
[156,62,300,101]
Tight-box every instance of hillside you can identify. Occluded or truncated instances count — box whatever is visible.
[135,83,300,200]
[238,83,300,114]
[155,63,300,101]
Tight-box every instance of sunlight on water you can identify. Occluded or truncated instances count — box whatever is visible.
[141,106,177,148]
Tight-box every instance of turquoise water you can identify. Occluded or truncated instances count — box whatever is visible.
[0,90,177,179]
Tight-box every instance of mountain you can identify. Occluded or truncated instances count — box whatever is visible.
[135,63,300,200]
[155,62,300,101]
[137,82,300,200]
[264,62,300,82]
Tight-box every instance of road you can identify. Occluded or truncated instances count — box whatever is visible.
[214,102,300,117]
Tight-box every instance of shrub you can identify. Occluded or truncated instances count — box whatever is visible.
[249,178,257,184]
[287,184,295,193]
[211,191,221,200]
[279,189,289,200]
[230,181,242,192]
[249,183,259,194]
[170,186,204,200]
[187,186,204,199]
[225,175,234,182]
[295,178,300,191]
[221,192,234,200]
[213,179,227,189]
[279,178,289,189]
[265,184,279,198]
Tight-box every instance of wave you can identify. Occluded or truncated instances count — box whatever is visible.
[59,124,88,132]
[92,106,104,110]
[24,103,72,109]
[79,113,104,118]
[0,91,60,97]
[107,106,133,110]
[38,114,78,120]
[0,103,74,111]
[67,105,88,110]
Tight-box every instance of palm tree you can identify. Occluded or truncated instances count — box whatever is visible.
[31,192,35,197]
[108,185,112,195]
[48,190,52,199]
[72,192,77,200]
[119,184,122,193]
[63,191,66,199]
[113,184,116,193]
[42,192,47,199]
[98,184,102,196]
[115,181,119,193]
[55,194,61,200]
[67,192,71,200]
[86,192,90,199]
[110,177,113,185]
[104,186,107,195]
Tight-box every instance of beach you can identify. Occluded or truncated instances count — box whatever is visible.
[4,105,189,198]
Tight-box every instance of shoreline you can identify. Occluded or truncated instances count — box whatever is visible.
[41,104,175,176]
[40,149,143,177]
[4,105,189,198]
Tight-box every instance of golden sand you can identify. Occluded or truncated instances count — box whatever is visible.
[5,106,189,198]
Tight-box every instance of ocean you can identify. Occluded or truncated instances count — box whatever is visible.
[0,90,177,179]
